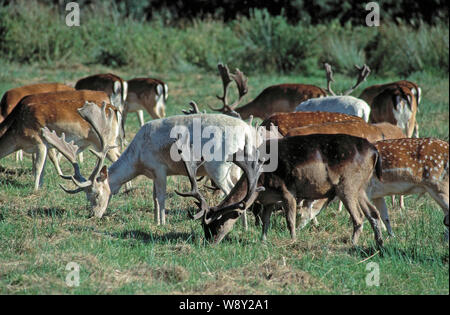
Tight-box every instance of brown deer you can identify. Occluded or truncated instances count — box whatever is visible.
[298,138,449,240]
[125,78,168,127]
[74,73,127,112]
[177,134,384,247]
[0,83,75,161]
[0,90,122,191]
[369,86,418,138]
[209,63,327,119]
[359,80,421,108]
[260,111,365,136]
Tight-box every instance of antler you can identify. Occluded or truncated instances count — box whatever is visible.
[174,134,210,220]
[209,63,248,113]
[41,127,89,193]
[182,101,201,115]
[324,63,336,96]
[204,145,265,225]
[343,64,371,95]
[78,101,117,182]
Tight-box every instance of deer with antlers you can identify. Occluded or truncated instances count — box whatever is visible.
[0,83,75,161]
[297,138,449,239]
[43,100,261,224]
[209,64,327,119]
[0,90,122,191]
[295,64,371,122]
[177,133,384,247]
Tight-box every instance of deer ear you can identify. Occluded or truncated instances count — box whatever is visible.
[98,165,108,182]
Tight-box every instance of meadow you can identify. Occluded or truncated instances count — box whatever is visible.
[0,59,448,294]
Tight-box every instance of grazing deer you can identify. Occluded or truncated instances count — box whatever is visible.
[359,80,421,108]
[209,64,327,119]
[43,106,261,225]
[369,86,418,138]
[177,134,384,247]
[74,73,127,112]
[295,64,371,122]
[285,121,406,216]
[125,78,168,127]
[0,83,75,161]
[298,138,449,240]
[0,91,122,191]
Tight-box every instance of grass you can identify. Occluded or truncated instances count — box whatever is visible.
[0,61,448,295]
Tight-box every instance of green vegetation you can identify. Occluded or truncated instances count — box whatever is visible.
[0,2,448,76]
[0,61,448,294]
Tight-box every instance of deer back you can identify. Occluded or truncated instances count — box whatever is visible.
[0,83,74,123]
[261,111,365,136]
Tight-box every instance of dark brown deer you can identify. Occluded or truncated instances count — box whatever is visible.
[209,64,327,119]
[177,134,384,247]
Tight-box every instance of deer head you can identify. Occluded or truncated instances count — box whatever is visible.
[175,136,265,241]
[41,101,117,218]
[209,63,248,118]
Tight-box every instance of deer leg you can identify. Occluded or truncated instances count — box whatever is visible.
[358,192,384,247]
[282,190,297,240]
[33,144,48,191]
[373,197,394,236]
[78,152,84,163]
[137,110,145,127]
[339,194,364,246]
[152,171,167,225]
[424,186,449,240]
[261,204,276,242]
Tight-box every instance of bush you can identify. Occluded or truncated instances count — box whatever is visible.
[0,2,448,77]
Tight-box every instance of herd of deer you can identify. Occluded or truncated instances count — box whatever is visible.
[0,62,448,248]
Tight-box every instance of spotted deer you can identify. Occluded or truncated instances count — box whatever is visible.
[125,78,168,127]
[297,138,449,240]
[209,64,327,119]
[43,106,261,225]
[295,64,371,121]
[0,91,122,191]
[0,83,75,161]
[177,134,384,247]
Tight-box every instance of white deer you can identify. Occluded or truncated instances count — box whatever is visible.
[42,102,260,225]
[295,63,371,122]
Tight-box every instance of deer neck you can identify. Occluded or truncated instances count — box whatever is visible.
[107,144,139,194]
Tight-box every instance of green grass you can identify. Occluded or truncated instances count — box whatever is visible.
[0,62,448,294]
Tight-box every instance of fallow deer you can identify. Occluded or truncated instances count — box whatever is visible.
[125,77,168,127]
[260,111,365,136]
[285,121,406,214]
[74,73,128,112]
[0,91,122,191]
[298,138,449,240]
[177,134,384,247]
[0,83,75,161]
[295,64,371,122]
[209,64,327,119]
[43,106,261,225]
[359,80,421,108]
[369,86,419,138]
